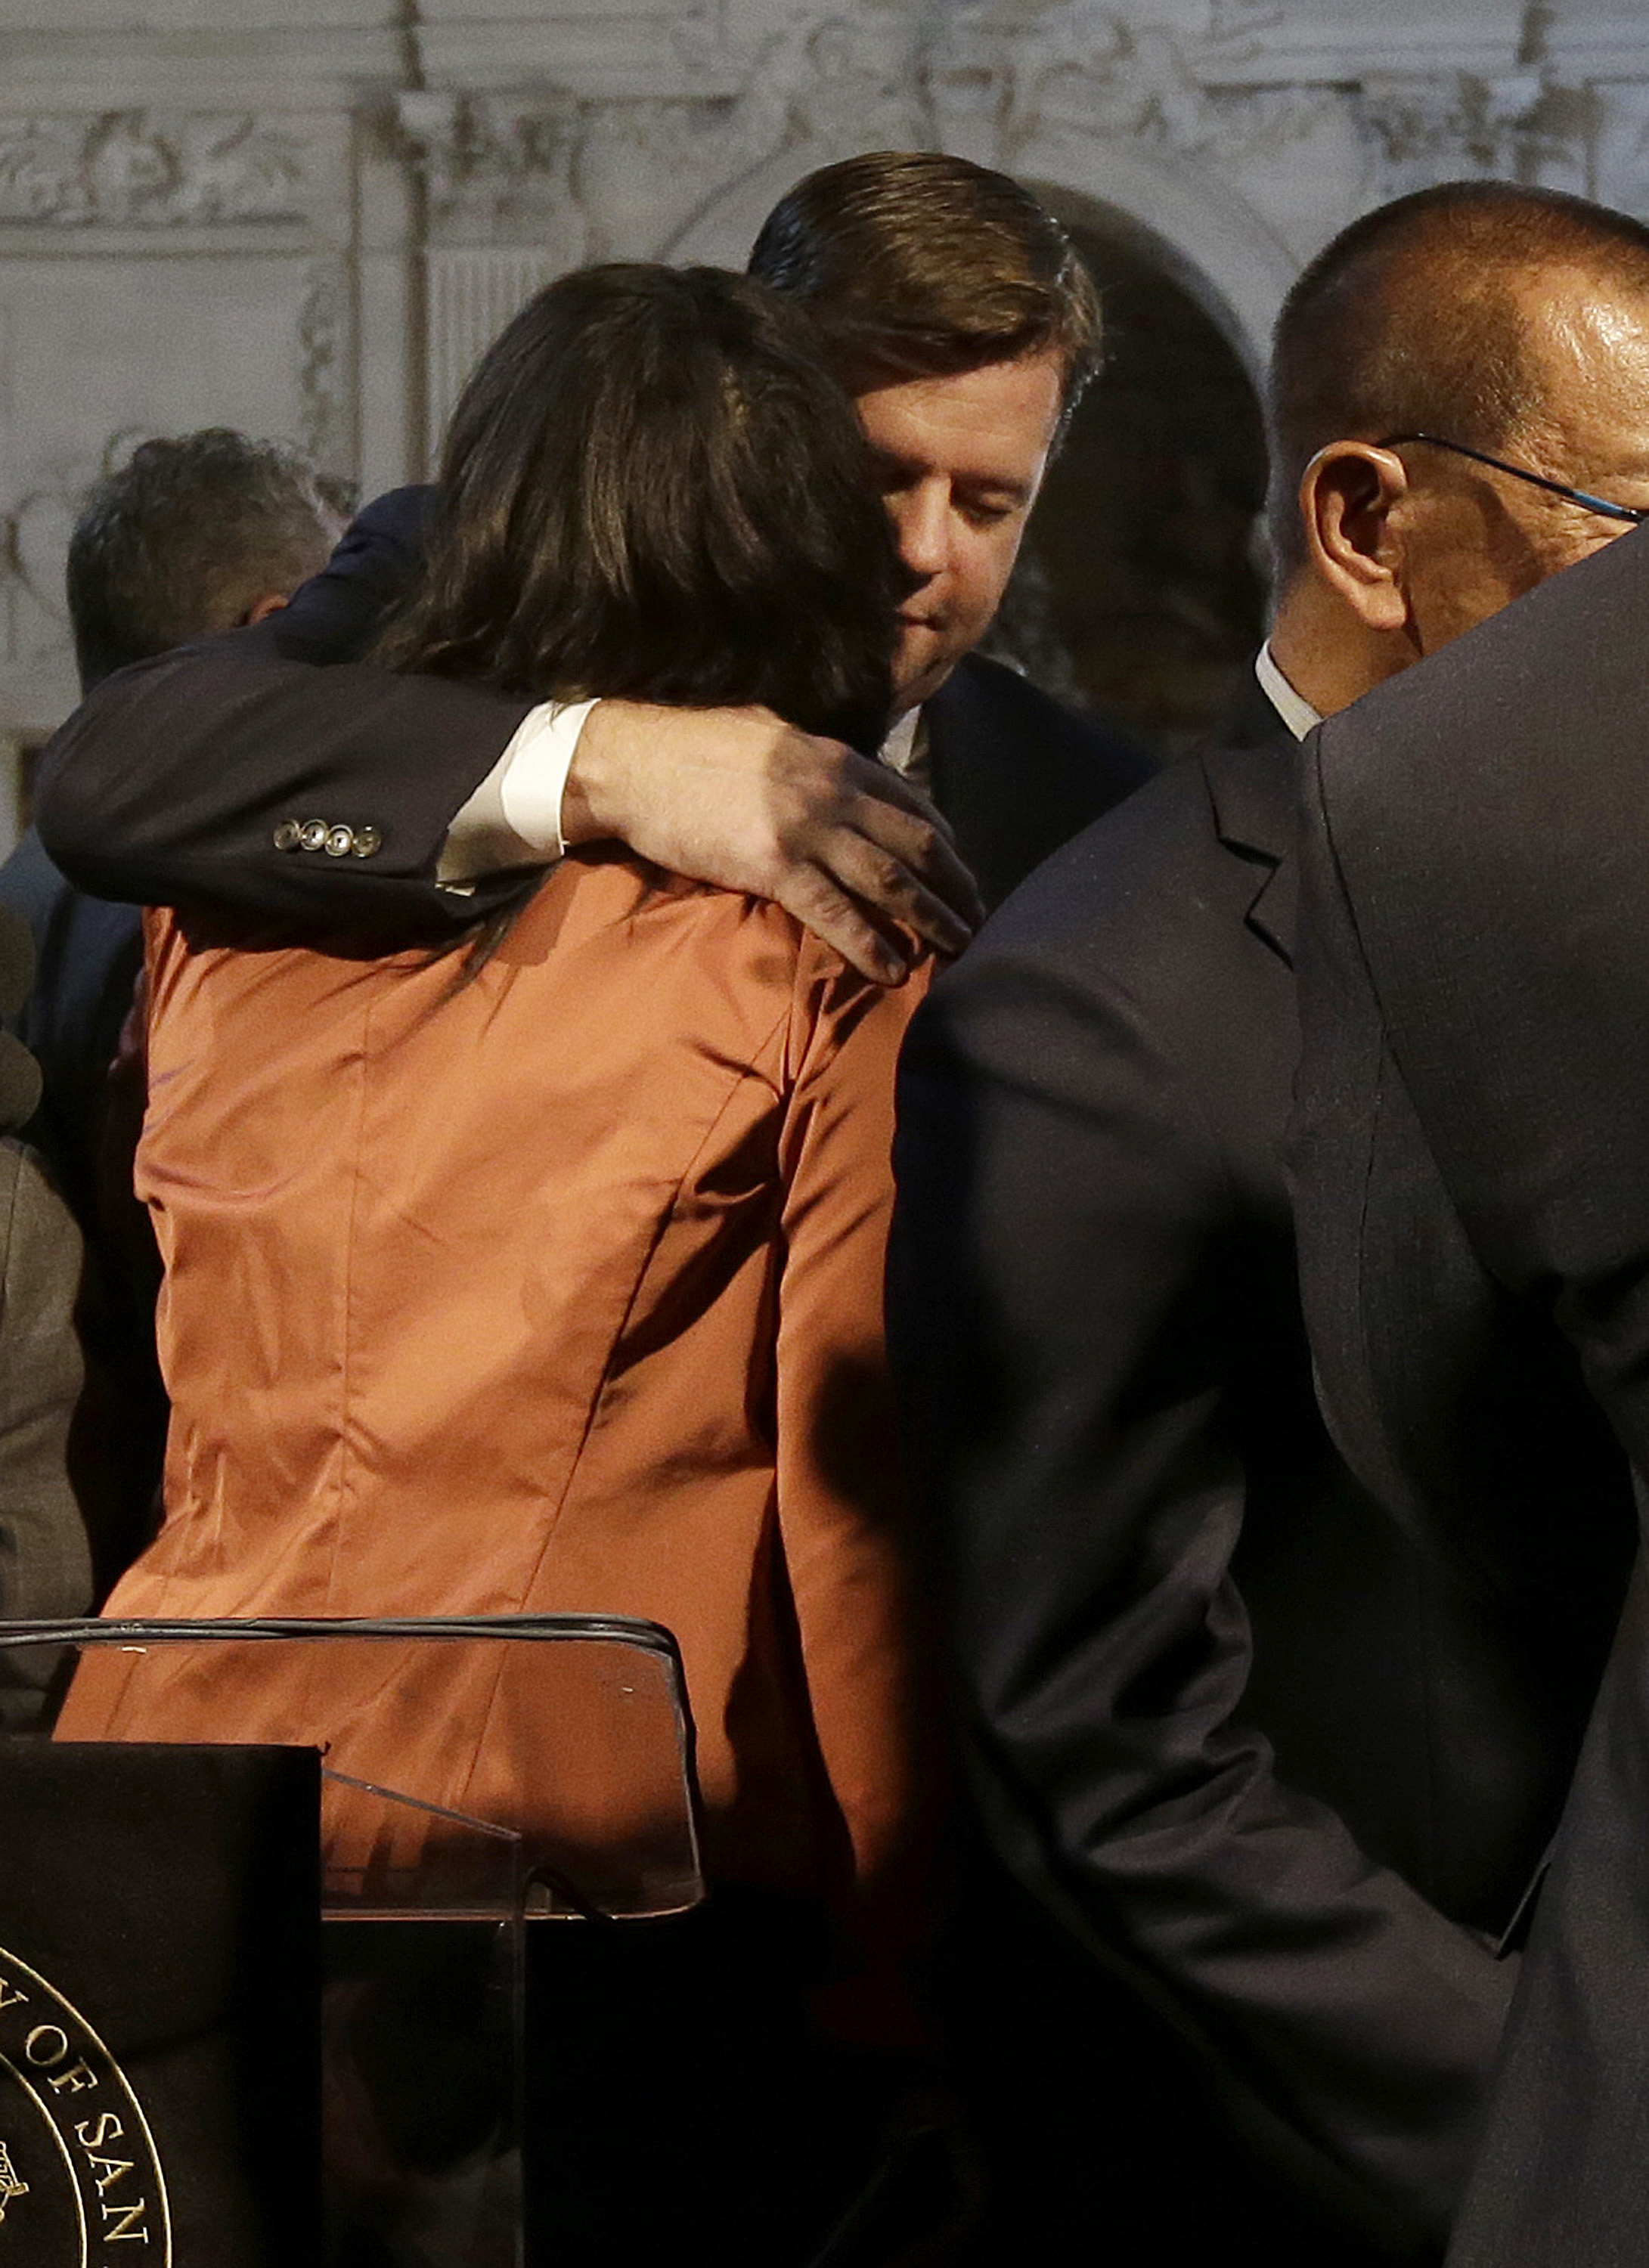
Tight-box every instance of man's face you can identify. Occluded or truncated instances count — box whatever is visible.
[1400,271,1649,650]
[852,349,1066,712]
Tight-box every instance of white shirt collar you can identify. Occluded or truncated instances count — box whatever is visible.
[881,708,923,776]
[1255,643,1322,743]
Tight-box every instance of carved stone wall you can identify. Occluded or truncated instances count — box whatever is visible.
[2,0,1648,830]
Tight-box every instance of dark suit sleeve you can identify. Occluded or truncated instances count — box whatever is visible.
[0,1139,92,1726]
[889,935,1512,2252]
[34,485,532,932]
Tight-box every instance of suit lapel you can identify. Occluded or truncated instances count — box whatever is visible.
[1243,838,1300,966]
[1199,686,1300,966]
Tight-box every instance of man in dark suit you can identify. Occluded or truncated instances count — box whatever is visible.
[0,431,341,1596]
[1290,363,1649,2268]
[4,431,339,1243]
[888,181,1649,2263]
[34,152,1147,957]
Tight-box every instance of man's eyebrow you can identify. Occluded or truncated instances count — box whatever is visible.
[866,441,923,476]
[956,471,1035,504]
[864,445,1034,504]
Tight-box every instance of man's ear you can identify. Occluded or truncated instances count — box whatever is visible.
[1298,442,1412,634]
[239,591,292,627]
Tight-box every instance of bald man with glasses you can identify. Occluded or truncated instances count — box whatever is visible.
[889,179,1649,2265]
[1288,311,1649,2268]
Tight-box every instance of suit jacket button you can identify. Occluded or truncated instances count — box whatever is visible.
[273,820,302,851]
[298,820,329,852]
[352,826,382,858]
[325,824,355,858]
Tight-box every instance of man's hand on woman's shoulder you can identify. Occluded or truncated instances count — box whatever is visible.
[565,702,983,984]
[36,609,982,978]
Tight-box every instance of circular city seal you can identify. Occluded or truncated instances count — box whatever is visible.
[0,1944,171,2265]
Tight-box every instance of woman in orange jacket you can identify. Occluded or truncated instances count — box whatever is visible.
[64,265,950,2263]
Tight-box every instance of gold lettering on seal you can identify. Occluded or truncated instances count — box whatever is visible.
[101,2195,150,2243]
[0,1945,172,2262]
[0,2137,28,2223]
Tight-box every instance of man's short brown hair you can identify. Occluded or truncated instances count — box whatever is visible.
[1267,179,1649,579]
[748,150,1101,420]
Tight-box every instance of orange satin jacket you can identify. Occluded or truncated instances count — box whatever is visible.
[79,850,937,1919]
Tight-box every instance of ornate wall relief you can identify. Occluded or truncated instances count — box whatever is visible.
[0,110,319,231]
[2,0,1649,814]
[1591,78,1649,215]
[0,96,355,766]
[1356,70,1595,200]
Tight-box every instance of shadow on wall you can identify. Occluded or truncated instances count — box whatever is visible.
[981,200,1270,764]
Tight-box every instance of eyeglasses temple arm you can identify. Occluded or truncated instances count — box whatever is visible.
[1379,432,1649,525]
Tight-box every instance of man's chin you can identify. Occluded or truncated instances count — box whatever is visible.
[894,629,966,712]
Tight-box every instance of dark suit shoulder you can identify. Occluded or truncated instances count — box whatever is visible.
[931,741,1300,1181]
[935,653,1154,817]
[925,655,1155,912]
[947,652,1151,766]
[975,746,1278,971]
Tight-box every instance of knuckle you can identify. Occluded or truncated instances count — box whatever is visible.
[775,866,833,919]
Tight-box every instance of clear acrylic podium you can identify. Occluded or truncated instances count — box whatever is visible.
[0,1613,704,2268]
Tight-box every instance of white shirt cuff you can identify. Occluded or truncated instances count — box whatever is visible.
[435,697,598,885]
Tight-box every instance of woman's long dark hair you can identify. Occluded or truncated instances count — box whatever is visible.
[375,263,905,754]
